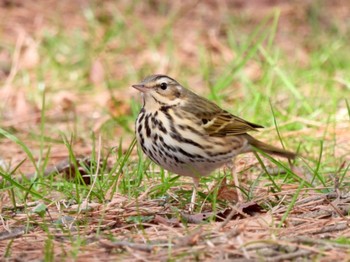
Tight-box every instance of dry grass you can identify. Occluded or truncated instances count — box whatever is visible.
[1,189,350,261]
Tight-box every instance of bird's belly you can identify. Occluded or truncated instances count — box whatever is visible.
[135,109,245,178]
[136,131,236,178]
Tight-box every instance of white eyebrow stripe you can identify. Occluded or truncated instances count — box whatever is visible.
[157,77,170,83]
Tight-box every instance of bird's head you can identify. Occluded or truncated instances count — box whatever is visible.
[132,75,186,108]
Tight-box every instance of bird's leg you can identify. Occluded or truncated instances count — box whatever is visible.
[189,177,199,213]
[228,157,243,202]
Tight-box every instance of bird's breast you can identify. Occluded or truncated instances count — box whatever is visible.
[135,108,246,177]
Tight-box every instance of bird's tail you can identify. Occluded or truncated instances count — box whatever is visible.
[245,134,297,159]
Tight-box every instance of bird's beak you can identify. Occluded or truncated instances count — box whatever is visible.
[132,84,149,93]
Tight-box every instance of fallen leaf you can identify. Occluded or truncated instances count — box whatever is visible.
[25,156,109,185]
[153,215,180,227]
[0,49,11,79]
[174,228,202,247]
[216,202,264,221]
[10,89,39,123]
[20,36,39,70]
[89,59,105,86]
[0,227,25,241]
[217,177,239,202]
[31,202,47,218]
[244,61,262,81]
[107,96,131,118]
[291,166,308,180]
[70,200,100,213]
[180,212,213,224]
[53,91,77,113]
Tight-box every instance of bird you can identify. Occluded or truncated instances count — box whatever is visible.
[132,74,296,212]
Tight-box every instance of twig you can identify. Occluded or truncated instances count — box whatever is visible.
[100,228,204,254]
[236,235,250,259]
[295,192,338,205]
[264,250,313,262]
[230,158,244,202]
[0,227,25,241]
[99,240,154,253]
[326,198,350,222]
[3,30,25,89]
[2,201,40,211]
[312,222,349,234]
[216,204,247,230]
[173,228,203,248]
[293,236,350,249]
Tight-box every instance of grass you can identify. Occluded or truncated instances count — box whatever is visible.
[1,1,350,260]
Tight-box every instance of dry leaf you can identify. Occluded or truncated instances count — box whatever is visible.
[53,91,77,113]
[14,90,30,116]
[11,89,39,122]
[207,29,235,62]
[89,59,105,85]
[244,61,262,81]
[241,213,274,228]
[180,212,213,224]
[20,37,39,70]
[217,177,239,202]
[291,166,308,180]
[29,156,109,185]
[0,49,11,79]
[153,215,180,227]
[70,200,100,213]
[0,227,25,241]
[216,202,264,222]
[107,97,130,118]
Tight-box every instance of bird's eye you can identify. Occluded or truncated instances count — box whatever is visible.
[160,82,167,90]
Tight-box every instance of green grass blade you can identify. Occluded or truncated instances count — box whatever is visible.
[267,10,280,50]
[0,128,40,176]
[311,140,326,186]
[108,137,137,197]
[209,15,275,101]
[346,99,350,121]
[0,170,49,201]
[278,180,305,228]
[254,148,314,188]
[268,100,286,150]
[259,46,301,99]
[254,152,281,192]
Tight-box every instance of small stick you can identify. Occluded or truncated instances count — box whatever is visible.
[189,177,199,213]
[229,158,243,202]
[100,240,154,253]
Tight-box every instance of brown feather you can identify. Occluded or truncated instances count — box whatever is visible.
[182,91,263,137]
[244,134,296,159]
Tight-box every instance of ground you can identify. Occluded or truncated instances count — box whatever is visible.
[0,0,350,261]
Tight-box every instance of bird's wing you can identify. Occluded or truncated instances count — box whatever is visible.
[182,95,263,137]
[203,110,263,137]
